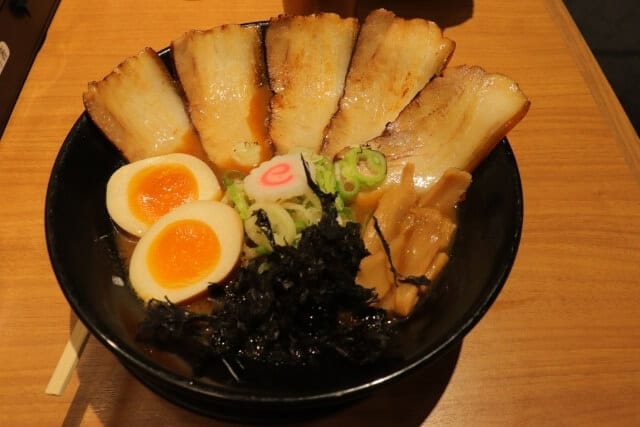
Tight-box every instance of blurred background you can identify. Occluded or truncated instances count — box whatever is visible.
[564,0,639,134]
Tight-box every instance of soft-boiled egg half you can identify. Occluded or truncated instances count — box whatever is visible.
[129,200,243,303]
[106,153,221,237]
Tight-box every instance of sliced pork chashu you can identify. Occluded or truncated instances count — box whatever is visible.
[83,48,207,163]
[266,13,358,154]
[322,9,455,158]
[173,25,272,173]
[369,65,531,190]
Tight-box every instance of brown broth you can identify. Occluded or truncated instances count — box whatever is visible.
[114,224,138,267]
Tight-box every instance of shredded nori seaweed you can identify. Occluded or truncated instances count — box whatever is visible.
[136,158,395,374]
[372,216,431,288]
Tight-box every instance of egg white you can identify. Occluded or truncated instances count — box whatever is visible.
[106,153,221,237]
[129,200,243,303]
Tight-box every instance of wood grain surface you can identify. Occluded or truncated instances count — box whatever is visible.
[1,0,639,425]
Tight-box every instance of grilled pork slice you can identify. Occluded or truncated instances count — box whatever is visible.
[83,48,207,163]
[173,25,272,173]
[266,13,358,154]
[369,65,530,190]
[322,9,455,158]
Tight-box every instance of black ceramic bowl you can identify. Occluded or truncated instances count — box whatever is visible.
[45,48,523,421]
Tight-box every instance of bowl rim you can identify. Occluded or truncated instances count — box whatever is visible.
[45,113,523,405]
[45,26,524,404]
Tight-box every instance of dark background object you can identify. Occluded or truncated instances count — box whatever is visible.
[355,0,473,27]
[564,0,639,134]
[0,0,60,140]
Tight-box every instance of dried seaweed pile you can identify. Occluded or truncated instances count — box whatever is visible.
[137,165,394,373]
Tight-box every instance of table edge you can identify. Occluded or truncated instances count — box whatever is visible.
[545,0,640,181]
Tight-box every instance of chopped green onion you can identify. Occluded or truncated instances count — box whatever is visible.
[231,141,262,168]
[255,245,272,256]
[222,170,244,187]
[337,147,387,190]
[223,171,250,220]
[294,219,307,232]
[338,207,354,222]
[313,156,337,194]
[334,160,361,202]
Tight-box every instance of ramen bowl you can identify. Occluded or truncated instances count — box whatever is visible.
[45,46,523,421]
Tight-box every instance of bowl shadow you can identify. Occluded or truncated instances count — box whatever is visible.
[63,320,461,425]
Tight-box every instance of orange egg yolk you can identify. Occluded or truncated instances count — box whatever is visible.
[128,164,198,225]
[147,219,220,288]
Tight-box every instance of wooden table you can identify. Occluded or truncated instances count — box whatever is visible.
[1,0,639,425]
